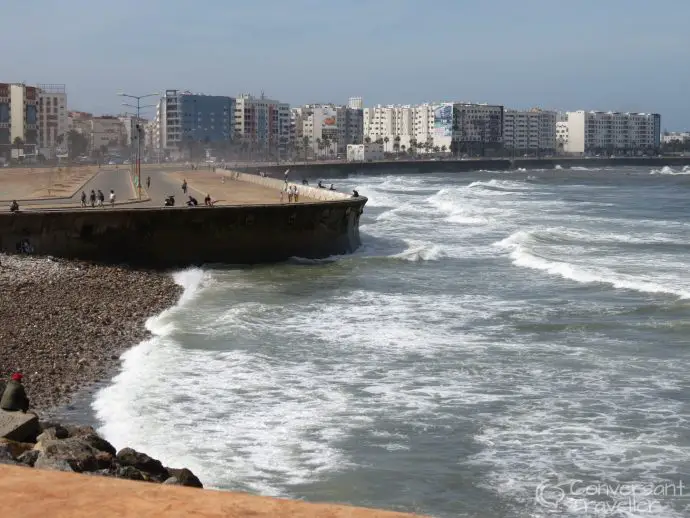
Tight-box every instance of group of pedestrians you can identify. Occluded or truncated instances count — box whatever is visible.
[81,189,116,208]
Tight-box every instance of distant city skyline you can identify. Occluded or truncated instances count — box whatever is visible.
[4,0,689,129]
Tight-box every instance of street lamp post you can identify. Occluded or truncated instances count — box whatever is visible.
[117,91,159,199]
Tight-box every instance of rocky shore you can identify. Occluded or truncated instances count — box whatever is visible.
[0,254,181,410]
[0,418,202,487]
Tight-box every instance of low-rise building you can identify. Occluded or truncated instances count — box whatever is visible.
[347,142,384,162]
[661,131,690,144]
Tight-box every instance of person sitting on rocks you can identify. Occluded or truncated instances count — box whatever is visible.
[352,189,360,198]
[0,372,30,412]
[9,200,19,213]
[204,193,213,206]
[186,195,198,207]
[318,181,324,189]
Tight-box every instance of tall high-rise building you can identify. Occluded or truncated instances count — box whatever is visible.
[37,84,68,158]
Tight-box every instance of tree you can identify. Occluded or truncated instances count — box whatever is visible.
[302,136,310,161]
[316,138,322,158]
[433,145,440,153]
[364,136,371,144]
[67,130,88,159]
[441,145,447,153]
[401,144,406,154]
[384,136,390,152]
[13,136,24,150]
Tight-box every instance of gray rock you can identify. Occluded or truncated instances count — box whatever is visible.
[166,467,203,488]
[0,410,39,443]
[0,443,17,463]
[17,449,40,467]
[34,454,74,472]
[39,438,106,472]
[63,424,97,438]
[116,447,169,481]
[115,465,146,482]
[163,477,180,485]
[38,422,69,439]
[80,433,116,456]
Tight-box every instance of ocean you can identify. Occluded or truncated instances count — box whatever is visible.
[92,164,690,517]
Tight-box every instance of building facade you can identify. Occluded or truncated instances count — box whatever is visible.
[295,103,363,157]
[347,142,384,162]
[565,111,661,155]
[451,103,503,156]
[502,108,556,155]
[0,83,39,159]
[153,90,235,155]
[234,94,291,157]
[69,112,126,155]
[37,84,68,159]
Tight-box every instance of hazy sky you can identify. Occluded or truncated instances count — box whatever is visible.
[4,0,689,128]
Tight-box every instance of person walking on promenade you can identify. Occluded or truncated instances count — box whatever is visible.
[287,185,294,203]
[81,191,87,207]
[146,176,151,189]
[109,190,116,207]
[97,190,105,207]
[182,179,188,194]
[0,372,30,412]
[293,185,300,203]
[90,190,96,207]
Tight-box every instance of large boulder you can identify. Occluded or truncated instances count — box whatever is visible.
[116,447,169,481]
[36,438,110,473]
[0,443,19,465]
[166,467,203,488]
[115,465,147,482]
[0,410,39,443]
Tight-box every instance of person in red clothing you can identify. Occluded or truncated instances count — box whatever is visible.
[0,372,30,412]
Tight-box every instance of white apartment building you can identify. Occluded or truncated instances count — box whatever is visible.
[5,83,39,159]
[347,143,384,162]
[295,103,363,157]
[363,104,433,152]
[565,110,661,155]
[37,84,68,158]
[235,93,291,156]
[503,108,556,155]
[556,120,569,152]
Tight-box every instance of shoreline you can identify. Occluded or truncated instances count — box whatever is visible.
[0,254,182,413]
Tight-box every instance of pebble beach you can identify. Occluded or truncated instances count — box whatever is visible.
[0,254,181,411]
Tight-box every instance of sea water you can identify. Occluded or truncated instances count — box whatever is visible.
[93,165,690,517]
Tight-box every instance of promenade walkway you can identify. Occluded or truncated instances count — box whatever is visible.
[0,464,422,518]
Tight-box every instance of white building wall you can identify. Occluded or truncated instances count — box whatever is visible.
[566,111,586,153]
[9,84,25,144]
[503,109,556,153]
[565,110,660,154]
[347,143,383,161]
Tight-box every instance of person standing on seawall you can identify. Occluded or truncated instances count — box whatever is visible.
[0,373,30,412]
[182,179,188,194]
[109,190,116,207]
[146,176,151,189]
[81,191,87,207]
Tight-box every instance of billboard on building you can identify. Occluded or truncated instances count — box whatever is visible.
[321,106,337,130]
[433,103,453,138]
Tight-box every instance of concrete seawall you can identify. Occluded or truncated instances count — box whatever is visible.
[235,156,690,178]
[0,194,367,268]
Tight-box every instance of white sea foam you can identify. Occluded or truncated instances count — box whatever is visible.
[554,164,563,169]
[650,165,690,175]
[495,229,690,298]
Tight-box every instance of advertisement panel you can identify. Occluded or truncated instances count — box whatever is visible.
[321,106,337,130]
[433,103,453,138]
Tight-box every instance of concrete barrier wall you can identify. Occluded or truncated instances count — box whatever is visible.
[225,170,352,201]
[0,196,367,268]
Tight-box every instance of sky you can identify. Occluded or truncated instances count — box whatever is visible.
[3,0,690,129]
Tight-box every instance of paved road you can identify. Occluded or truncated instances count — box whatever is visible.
[3,168,136,210]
